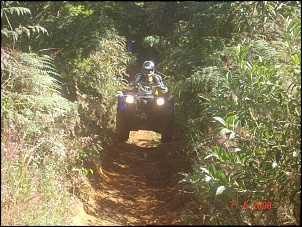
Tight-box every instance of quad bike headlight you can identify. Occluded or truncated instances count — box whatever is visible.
[156,98,165,105]
[125,95,134,103]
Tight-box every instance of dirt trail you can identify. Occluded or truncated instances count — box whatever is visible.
[71,130,192,226]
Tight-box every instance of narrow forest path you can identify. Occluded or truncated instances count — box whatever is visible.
[71,130,193,226]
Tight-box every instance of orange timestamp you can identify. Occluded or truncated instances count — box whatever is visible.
[230,201,272,210]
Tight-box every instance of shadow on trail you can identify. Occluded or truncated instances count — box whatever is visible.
[82,130,191,226]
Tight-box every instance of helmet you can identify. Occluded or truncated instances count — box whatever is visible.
[142,61,155,76]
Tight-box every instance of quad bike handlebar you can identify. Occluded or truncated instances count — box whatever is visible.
[122,83,165,96]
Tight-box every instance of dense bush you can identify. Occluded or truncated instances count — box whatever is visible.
[1,2,133,225]
[1,1,300,226]
[1,49,81,225]
[179,10,301,226]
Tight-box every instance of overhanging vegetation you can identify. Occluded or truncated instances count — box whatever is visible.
[1,1,300,225]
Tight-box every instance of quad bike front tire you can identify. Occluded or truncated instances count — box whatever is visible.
[116,110,130,141]
[161,112,174,143]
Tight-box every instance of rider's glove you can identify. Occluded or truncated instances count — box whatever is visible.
[159,85,168,94]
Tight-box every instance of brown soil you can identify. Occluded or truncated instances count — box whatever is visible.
[71,130,193,226]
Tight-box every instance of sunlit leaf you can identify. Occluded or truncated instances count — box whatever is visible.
[213,116,227,127]
[205,153,219,159]
[216,186,226,195]
[220,128,232,134]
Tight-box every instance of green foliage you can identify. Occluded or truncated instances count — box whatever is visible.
[63,37,132,131]
[1,1,301,226]
[1,2,48,50]
[230,1,301,40]
[179,8,301,225]
[172,66,227,141]
[1,49,80,225]
[142,35,160,48]
[1,1,148,225]
[184,2,234,39]
[103,1,148,39]
[145,1,191,37]
[155,1,236,93]
[181,66,227,95]
[5,6,31,15]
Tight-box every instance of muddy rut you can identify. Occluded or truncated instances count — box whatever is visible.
[71,130,192,226]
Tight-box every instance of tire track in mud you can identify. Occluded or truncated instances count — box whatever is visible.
[73,130,192,226]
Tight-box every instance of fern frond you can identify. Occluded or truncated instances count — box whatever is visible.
[27,25,49,36]
[39,55,61,77]
[1,28,21,42]
[181,66,227,94]
[1,28,10,37]
[4,7,31,16]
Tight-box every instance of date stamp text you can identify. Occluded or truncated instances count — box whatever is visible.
[230,201,272,210]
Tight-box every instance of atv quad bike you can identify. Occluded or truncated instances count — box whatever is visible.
[116,83,174,143]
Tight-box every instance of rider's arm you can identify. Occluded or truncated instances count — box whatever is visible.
[154,74,168,94]
[127,73,142,89]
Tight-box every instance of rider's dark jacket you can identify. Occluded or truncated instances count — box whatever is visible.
[128,72,168,94]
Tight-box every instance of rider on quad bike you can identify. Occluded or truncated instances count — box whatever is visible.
[116,61,174,143]
[127,61,168,95]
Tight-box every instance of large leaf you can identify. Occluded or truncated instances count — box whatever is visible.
[216,185,226,195]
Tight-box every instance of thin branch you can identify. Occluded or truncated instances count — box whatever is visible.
[1,2,15,49]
